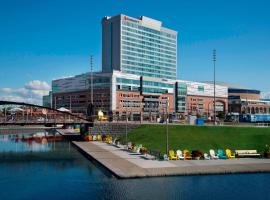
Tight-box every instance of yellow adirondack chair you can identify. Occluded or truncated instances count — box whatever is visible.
[169,150,177,160]
[226,149,235,159]
[183,149,192,160]
[97,134,102,141]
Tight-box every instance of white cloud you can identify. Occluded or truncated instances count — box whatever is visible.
[25,80,50,90]
[0,80,50,105]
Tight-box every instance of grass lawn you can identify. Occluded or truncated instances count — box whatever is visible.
[123,125,270,154]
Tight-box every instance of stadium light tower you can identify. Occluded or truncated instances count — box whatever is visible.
[213,49,216,125]
[90,55,94,105]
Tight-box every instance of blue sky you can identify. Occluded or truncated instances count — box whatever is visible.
[0,0,270,103]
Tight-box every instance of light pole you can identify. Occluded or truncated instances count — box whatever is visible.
[213,49,216,125]
[90,55,94,120]
[165,99,169,155]
[125,103,128,145]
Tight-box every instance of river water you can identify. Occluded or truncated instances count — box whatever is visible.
[0,130,269,200]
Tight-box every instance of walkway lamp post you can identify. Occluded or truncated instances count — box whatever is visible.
[165,99,169,155]
[125,103,128,145]
[213,49,216,125]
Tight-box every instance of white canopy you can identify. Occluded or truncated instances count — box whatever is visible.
[10,107,25,112]
[57,107,71,112]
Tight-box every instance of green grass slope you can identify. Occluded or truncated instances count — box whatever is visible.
[124,125,270,154]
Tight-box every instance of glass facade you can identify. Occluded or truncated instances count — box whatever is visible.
[198,86,205,92]
[142,87,168,94]
[142,80,173,88]
[121,20,177,80]
[88,77,111,89]
[176,83,187,113]
[116,77,140,92]
[116,78,140,85]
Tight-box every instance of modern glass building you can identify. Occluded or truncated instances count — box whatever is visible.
[102,14,177,80]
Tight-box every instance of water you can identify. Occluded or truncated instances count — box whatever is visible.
[0,130,269,200]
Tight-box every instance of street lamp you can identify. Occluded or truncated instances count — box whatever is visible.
[165,99,169,155]
[126,102,128,145]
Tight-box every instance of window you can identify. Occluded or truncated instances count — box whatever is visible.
[198,86,204,92]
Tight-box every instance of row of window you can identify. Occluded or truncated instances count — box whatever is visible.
[117,79,175,89]
[142,80,174,89]
[122,54,176,69]
[117,85,170,94]
[243,107,270,113]
[122,62,175,76]
[122,58,175,73]
[122,49,176,65]
[177,91,187,96]
[120,93,140,98]
[122,40,176,56]
[116,85,140,92]
[198,86,205,92]
[122,64,176,76]
[122,36,176,52]
[177,96,187,102]
[122,23,176,43]
[121,25,176,44]
[122,69,175,80]
[122,21,176,39]
[241,101,270,105]
[116,78,140,85]
[142,87,168,94]
[122,44,176,60]
[122,29,176,48]
[88,77,111,84]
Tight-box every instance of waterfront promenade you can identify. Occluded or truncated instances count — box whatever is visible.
[73,141,270,178]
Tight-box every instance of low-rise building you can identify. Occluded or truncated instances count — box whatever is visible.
[50,71,228,120]
[180,80,228,118]
[228,88,270,114]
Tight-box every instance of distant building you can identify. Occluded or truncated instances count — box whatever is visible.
[42,91,52,108]
[179,80,228,117]
[228,88,270,114]
[52,72,111,115]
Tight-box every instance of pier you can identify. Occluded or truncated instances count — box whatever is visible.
[73,141,270,178]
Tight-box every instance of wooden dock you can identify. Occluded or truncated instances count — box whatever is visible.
[72,141,270,179]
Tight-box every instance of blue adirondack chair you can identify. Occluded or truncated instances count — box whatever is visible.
[218,149,227,159]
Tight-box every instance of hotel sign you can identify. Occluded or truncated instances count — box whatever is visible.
[123,16,139,23]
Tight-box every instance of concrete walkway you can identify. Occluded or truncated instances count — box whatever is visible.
[72,141,270,178]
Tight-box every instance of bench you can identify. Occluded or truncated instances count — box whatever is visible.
[235,150,261,158]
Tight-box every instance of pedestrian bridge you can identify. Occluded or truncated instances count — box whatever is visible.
[0,100,91,126]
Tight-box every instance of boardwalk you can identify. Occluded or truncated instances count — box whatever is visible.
[73,141,270,178]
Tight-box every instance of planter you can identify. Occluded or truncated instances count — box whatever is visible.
[264,152,270,158]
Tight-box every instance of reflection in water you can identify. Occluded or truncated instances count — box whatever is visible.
[0,131,63,152]
[0,131,270,200]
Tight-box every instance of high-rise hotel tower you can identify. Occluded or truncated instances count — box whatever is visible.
[102,14,177,80]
